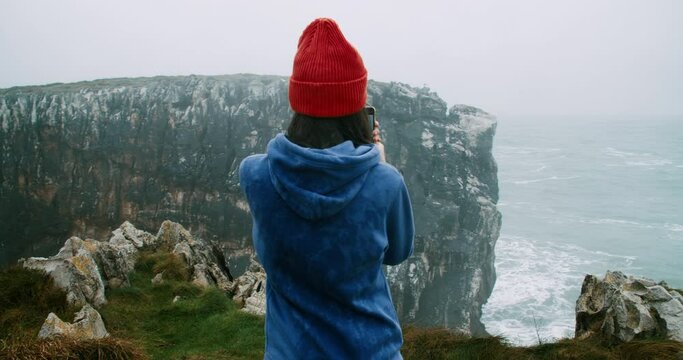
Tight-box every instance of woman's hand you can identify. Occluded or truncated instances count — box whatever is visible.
[372,120,386,162]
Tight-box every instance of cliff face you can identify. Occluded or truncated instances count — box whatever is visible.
[0,74,500,334]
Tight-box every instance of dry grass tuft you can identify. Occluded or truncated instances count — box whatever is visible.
[402,326,526,359]
[0,265,75,340]
[402,326,683,360]
[136,251,189,282]
[0,334,148,360]
[617,340,683,360]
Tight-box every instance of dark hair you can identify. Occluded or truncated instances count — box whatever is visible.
[285,109,373,149]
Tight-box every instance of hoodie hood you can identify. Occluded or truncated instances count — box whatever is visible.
[267,133,380,220]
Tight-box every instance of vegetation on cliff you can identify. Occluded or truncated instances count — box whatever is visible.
[2,252,682,359]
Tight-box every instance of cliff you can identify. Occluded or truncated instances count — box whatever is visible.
[0,74,501,334]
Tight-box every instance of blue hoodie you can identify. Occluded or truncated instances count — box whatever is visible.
[239,133,415,359]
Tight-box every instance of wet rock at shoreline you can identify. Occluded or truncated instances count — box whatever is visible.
[576,270,683,342]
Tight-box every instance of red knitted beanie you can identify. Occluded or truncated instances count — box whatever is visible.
[289,18,368,118]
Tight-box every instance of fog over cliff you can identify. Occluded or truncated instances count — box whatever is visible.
[0,74,501,334]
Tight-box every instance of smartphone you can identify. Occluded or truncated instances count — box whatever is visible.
[365,106,376,132]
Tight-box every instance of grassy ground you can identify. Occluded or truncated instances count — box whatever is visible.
[98,251,266,360]
[2,252,682,359]
[402,326,683,360]
[0,265,80,340]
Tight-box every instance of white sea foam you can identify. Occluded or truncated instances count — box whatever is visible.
[626,160,673,166]
[580,218,644,226]
[579,218,683,233]
[603,147,673,167]
[607,160,673,167]
[604,147,650,158]
[508,175,580,185]
[592,250,637,260]
[482,235,636,346]
[496,145,561,155]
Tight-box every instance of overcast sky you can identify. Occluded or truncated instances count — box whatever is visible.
[1,0,681,117]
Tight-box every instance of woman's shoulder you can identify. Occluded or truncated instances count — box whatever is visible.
[369,162,406,188]
[240,153,266,167]
[372,162,403,178]
[239,154,268,183]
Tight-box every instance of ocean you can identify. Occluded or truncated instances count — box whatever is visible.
[481,115,683,345]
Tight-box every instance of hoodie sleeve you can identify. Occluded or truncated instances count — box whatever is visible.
[383,179,415,265]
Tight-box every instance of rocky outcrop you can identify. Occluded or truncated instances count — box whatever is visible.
[20,221,159,305]
[20,220,234,308]
[576,271,683,342]
[1,75,500,334]
[230,259,266,316]
[158,220,234,291]
[91,221,154,288]
[38,304,109,340]
[21,237,107,307]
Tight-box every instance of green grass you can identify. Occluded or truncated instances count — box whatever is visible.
[99,251,265,360]
[2,253,682,360]
[0,265,79,340]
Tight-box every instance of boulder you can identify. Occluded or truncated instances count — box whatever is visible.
[576,271,683,342]
[38,304,109,339]
[113,220,159,249]
[156,220,195,251]
[230,259,266,316]
[158,220,233,291]
[101,221,157,285]
[152,272,164,285]
[88,238,136,288]
[21,237,107,307]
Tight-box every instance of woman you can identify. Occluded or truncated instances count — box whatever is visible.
[239,18,415,359]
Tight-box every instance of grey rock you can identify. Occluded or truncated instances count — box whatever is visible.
[604,271,628,286]
[243,288,266,316]
[191,263,214,288]
[20,221,156,307]
[152,272,164,285]
[107,277,124,289]
[652,299,683,342]
[671,290,683,306]
[231,259,266,316]
[115,220,158,249]
[81,222,155,287]
[157,221,233,291]
[157,220,196,251]
[632,277,657,287]
[173,295,181,303]
[87,221,154,287]
[645,285,673,302]
[22,237,107,307]
[38,304,109,339]
[38,313,71,339]
[576,271,683,342]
